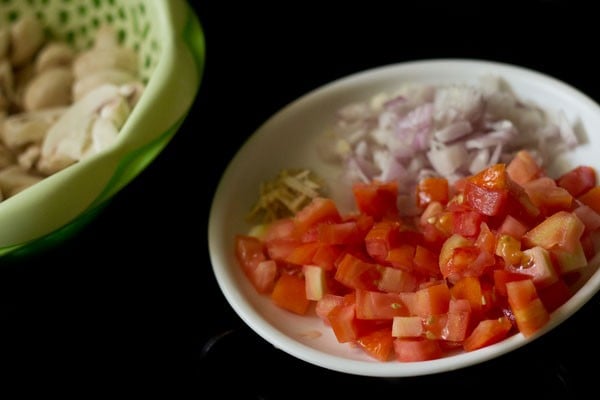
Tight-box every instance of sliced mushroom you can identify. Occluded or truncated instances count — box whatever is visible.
[73,47,138,80]
[0,60,15,106]
[35,42,75,73]
[23,67,74,111]
[0,140,16,170]
[73,68,138,101]
[0,27,10,61]
[38,84,135,174]
[17,144,40,170]
[1,107,66,150]
[9,14,46,68]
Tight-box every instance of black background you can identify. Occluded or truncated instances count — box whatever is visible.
[2,0,600,397]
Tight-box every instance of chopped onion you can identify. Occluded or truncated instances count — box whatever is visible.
[320,76,579,215]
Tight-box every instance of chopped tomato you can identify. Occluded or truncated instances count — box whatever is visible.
[578,186,600,214]
[416,176,449,208]
[393,338,443,362]
[463,317,513,351]
[355,289,410,320]
[357,328,395,361]
[413,282,451,317]
[506,149,543,185]
[352,180,399,220]
[506,279,549,337]
[271,273,310,315]
[365,220,401,263]
[235,155,600,362]
[556,165,596,197]
[335,253,381,291]
[294,197,342,235]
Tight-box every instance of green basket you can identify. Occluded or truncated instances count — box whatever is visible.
[0,0,205,258]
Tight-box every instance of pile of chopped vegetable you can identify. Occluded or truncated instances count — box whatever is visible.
[317,76,579,216]
[235,150,600,362]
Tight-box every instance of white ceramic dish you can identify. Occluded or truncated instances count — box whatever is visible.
[208,59,600,377]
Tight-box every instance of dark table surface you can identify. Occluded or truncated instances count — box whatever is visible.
[2,0,600,397]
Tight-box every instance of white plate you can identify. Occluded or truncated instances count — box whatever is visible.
[208,59,600,377]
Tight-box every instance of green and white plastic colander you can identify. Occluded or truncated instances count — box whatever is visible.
[0,0,205,258]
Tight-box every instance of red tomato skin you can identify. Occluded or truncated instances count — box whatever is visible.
[393,338,443,362]
[463,317,513,352]
[294,197,342,235]
[235,235,266,271]
[357,328,395,361]
[352,180,399,220]
[365,221,401,263]
[452,210,485,237]
[271,273,310,315]
[413,282,451,318]
[464,182,508,217]
[335,253,381,291]
[416,177,449,208]
[506,149,543,185]
[578,186,600,214]
[557,165,597,197]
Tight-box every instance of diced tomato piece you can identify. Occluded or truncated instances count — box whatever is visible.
[506,279,538,310]
[377,266,419,293]
[357,328,395,361]
[493,269,530,297]
[271,273,310,315]
[392,316,424,338]
[264,218,298,242]
[474,222,496,254]
[393,338,443,362]
[522,177,573,216]
[573,204,600,232]
[497,215,529,240]
[578,186,600,214]
[556,165,597,197]
[464,181,508,217]
[235,234,267,272]
[537,278,572,313]
[452,210,485,238]
[352,180,399,220]
[416,176,449,208]
[413,245,441,277]
[469,163,510,190]
[318,221,364,245]
[450,276,483,313]
[512,298,549,337]
[311,244,344,271]
[463,317,513,352]
[444,245,495,283]
[422,313,448,339]
[365,220,401,263]
[444,309,471,342]
[294,197,342,235]
[506,149,543,185]
[284,242,320,265]
[328,302,359,343]
[413,282,451,318]
[315,294,345,322]
[252,260,278,294]
[508,246,558,288]
[265,239,299,262]
[385,244,415,271]
[522,210,585,253]
[335,253,381,291]
[355,289,410,320]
